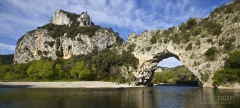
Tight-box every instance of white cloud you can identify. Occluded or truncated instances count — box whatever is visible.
[0,0,230,61]
[0,43,15,54]
[0,0,228,41]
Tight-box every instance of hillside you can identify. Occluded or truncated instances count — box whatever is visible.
[124,0,240,87]
[152,66,198,86]
[1,0,240,88]
[14,10,123,63]
[0,54,14,65]
[1,10,138,82]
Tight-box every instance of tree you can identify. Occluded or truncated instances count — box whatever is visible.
[225,50,240,69]
[13,63,29,79]
[27,60,54,80]
[204,47,217,61]
[70,61,92,80]
[0,65,12,80]
[55,64,66,79]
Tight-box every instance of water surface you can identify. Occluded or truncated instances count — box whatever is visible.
[0,86,240,108]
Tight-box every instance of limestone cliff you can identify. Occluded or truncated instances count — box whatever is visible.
[14,10,119,63]
[14,1,240,88]
[124,1,240,88]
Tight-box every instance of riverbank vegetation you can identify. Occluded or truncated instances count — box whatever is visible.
[213,50,240,86]
[0,49,138,83]
[152,66,198,86]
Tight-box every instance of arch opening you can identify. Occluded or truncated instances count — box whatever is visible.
[151,55,199,87]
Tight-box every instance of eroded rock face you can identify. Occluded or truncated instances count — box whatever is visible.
[14,1,240,88]
[125,32,224,88]
[14,10,117,63]
[50,10,71,26]
[124,4,240,87]
[50,10,94,27]
[77,11,94,27]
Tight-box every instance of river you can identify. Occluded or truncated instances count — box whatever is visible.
[0,86,239,108]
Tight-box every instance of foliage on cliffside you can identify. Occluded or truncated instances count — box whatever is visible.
[152,66,198,86]
[213,50,240,86]
[149,0,240,52]
[0,49,138,82]
[38,23,101,38]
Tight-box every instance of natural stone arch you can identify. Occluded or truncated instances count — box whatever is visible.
[125,31,227,88]
[134,50,200,87]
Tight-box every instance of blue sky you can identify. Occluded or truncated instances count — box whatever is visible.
[0,0,230,67]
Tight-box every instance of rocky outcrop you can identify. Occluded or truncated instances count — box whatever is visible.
[50,10,94,27]
[77,11,94,27]
[14,1,240,88]
[50,10,71,26]
[14,10,117,63]
[124,1,240,88]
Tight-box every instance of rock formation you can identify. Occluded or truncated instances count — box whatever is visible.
[14,10,118,63]
[14,1,240,88]
[123,1,240,88]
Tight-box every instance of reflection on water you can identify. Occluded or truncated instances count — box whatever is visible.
[0,86,240,108]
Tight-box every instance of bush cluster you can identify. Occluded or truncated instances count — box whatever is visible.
[0,49,139,82]
[185,43,192,51]
[152,66,197,85]
[38,23,102,39]
[204,47,218,61]
[210,0,240,16]
[219,37,236,51]
[203,21,222,36]
[150,35,157,44]
[213,50,240,85]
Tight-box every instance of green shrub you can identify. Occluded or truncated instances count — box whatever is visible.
[146,47,151,51]
[180,32,190,43]
[184,18,197,30]
[225,50,240,69]
[185,43,192,51]
[196,40,201,46]
[116,35,124,45]
[224,42,234,51]
[213,69,240,85]
[224,37,236,51]
[192,27,201,36]
[224,5,233,14]
[37,50,42,55]
[44,41,55,47]
[70,61,93,80]
[152,66,197,84]
[27,60,54,80]
[213,50,240,85]
[0,65,11,80]
[169,34,180,44]
[232,16,239,23]
[150,35,157,44]
[207,38,213,44]
[162,27,175,37]
[164,38,168,43]
[127,44,136,52]
[204,22,222,36]
[43,51,48,55]
[39,23,102,39]
[200,73,209,82]
[204,47,217,61]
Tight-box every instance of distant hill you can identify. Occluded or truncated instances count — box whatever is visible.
[152,66,198,86]
[0,54,14,65]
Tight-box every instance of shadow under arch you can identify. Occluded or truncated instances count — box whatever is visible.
[137,50,202,87]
